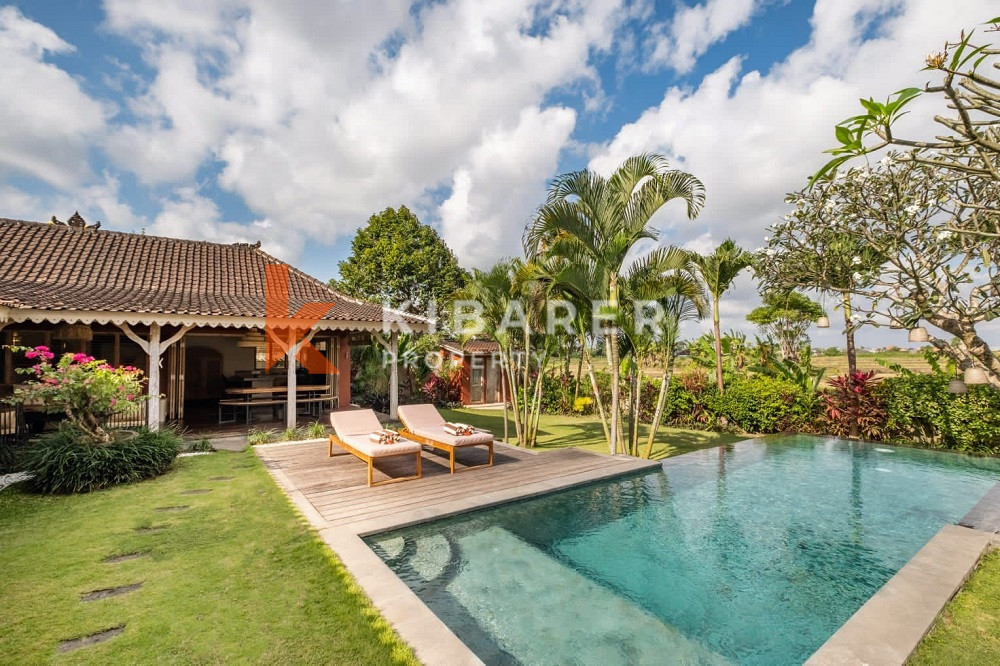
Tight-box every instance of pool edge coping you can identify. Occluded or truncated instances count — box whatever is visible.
[258,445,661,666]
[806,523,1000,666]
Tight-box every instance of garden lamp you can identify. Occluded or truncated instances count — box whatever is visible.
[964,366,989,385]
[947,377,967,394]
[816,315,830,328]
[907,325,929,342]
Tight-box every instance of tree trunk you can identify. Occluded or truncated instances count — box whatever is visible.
[645,353,675,459]
[712,295,724,393]
[843,293,858,376]
[608,273,621,455]
[501,366,509,444]
[925,315,1000,388]
[631,365,643,456]
[582,341,610,447]
[502,348,523,446]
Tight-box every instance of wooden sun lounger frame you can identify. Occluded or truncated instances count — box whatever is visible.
[398,429,494,474]
[328,435,422,487]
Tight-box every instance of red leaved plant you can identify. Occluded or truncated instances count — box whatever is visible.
[822,370,887,440]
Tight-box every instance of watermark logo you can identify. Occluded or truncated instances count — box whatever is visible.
[264,264,339,374]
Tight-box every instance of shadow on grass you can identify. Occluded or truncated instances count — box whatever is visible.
[441,408,749,460]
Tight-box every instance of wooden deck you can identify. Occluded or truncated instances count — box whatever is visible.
[256,439,660,535]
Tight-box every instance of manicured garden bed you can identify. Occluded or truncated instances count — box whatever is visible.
[0,450,415,665]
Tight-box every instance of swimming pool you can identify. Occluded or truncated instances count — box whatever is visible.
[366,436,1000,665]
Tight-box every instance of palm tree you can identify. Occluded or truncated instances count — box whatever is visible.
[460,258,550,447]
[691,239,752,394]
[616,246,704,455]
[526,154,705,455]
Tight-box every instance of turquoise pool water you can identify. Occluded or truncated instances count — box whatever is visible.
[366,436,1000,665]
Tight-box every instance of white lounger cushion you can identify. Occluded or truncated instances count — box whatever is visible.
[339,434,421,458]
[330,410,420,457]
[398,404,494,447]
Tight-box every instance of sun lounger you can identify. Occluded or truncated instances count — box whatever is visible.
[397,404,494,474]
[329,410,422,487]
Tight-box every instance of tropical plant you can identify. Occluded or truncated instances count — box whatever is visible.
[24,426,180,494]
[525,153,705,454]
[691,239,752,393]
[822,371,887,440]
[458,258,552,447]
[7,346,147,444]
[422,362,463,406]
[746,291,824,361]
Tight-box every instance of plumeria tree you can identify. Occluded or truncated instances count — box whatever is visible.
[756,219,883,375]
[817,18,1000,239]
[779,154,1000,386]
[8,346,148,443]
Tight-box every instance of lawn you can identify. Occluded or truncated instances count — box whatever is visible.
[439,407,747,458]
[909,548,1000,665]
[0,450,416,665]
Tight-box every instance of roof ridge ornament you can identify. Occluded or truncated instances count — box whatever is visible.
[50,211,101,230]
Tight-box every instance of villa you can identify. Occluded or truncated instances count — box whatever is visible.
[0,215,428,431]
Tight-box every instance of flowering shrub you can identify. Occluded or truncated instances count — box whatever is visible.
[8,346,147,444]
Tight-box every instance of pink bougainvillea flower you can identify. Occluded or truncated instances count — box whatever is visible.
[126,394,135,401]
[25,350,38,359]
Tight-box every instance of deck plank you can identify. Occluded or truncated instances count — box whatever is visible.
[256,440,658,530]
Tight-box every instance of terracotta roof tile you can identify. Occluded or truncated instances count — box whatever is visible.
[0,218,426,325]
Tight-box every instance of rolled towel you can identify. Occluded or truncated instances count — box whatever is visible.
[369,429,400,445]
[443,422,475,436]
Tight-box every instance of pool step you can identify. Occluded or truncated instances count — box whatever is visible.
[433,526,731,665]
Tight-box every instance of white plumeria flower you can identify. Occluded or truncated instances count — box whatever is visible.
[879,155,894,167]
[852,256,862,265]
[905,204,921,215]
[937,230,954,241]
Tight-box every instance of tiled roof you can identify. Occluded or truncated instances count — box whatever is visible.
[441,339,500,355]
[0,218,426,326]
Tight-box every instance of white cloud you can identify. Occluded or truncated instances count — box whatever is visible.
[100,0,626,252]
[0,6,106,188]
[645,0,761,73]
[593,0,998,346]
[439,105,577,267]
[150,186,301,259]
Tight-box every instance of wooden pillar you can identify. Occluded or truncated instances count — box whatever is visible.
[286,337,297,430]
[147,323,162,428]
[337,334,351,409]
[389,331,399,420]
[119,323,193,431]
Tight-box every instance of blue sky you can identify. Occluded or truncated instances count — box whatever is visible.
[0,0,995,347]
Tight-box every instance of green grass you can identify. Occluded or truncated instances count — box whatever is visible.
[909,548,1000,665]
[439,408,747,459]
[0,450,416,665]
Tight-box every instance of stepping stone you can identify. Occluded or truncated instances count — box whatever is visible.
[180,488,212,495]
[81,582,143,602]
[154,505,189,512]
[58,625,125,653]
[134,525,165,533]
[208,476,234,481]
[102,551,149,564]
